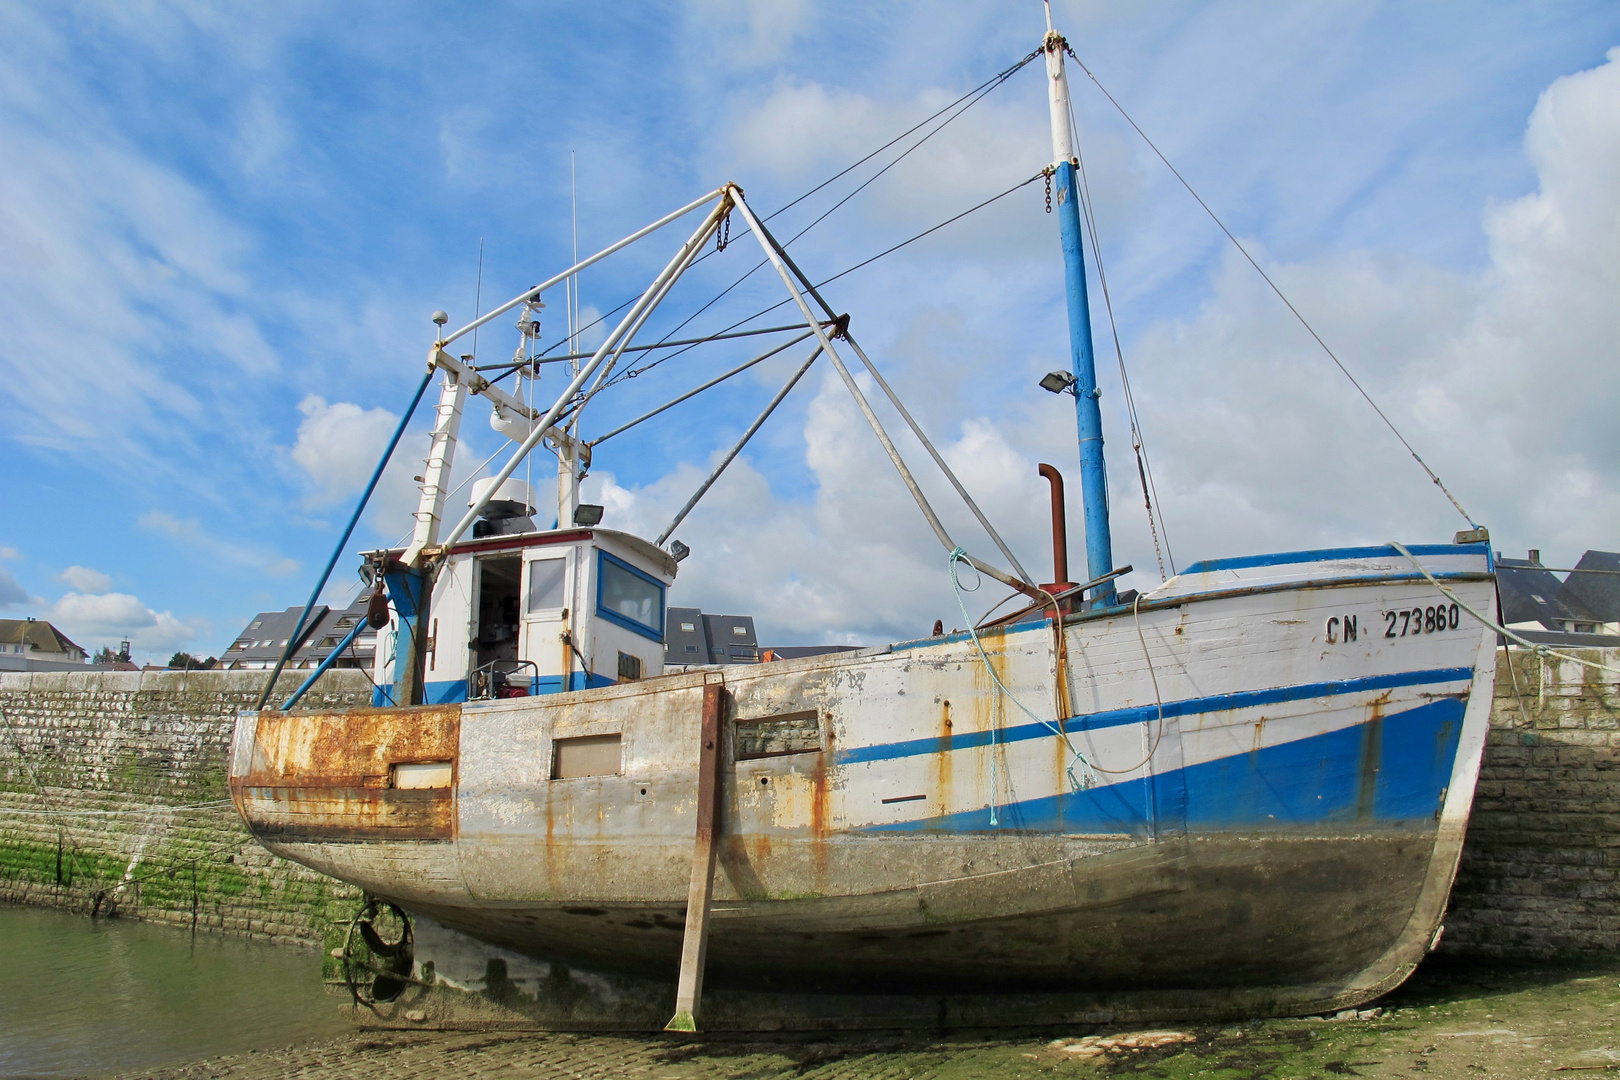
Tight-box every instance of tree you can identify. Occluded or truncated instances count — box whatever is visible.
[93,642,131,665]
[167,652,215,670]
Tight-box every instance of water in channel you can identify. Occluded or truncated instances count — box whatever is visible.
[0,904,352,1079]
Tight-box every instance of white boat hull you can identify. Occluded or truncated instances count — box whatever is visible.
[231,543,1496,1016]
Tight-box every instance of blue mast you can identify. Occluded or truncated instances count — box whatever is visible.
[1044,21,1115,604]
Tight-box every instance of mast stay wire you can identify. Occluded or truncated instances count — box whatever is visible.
[492,47,1044,392]
[1066,97,1176,580]
[617,53,1041,364]
[567,171,1047,415]
[1065,46,1478,529]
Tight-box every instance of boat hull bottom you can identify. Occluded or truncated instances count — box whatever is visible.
[335,830,1449,1024]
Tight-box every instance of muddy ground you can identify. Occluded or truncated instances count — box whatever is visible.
[120,956,1620,1080]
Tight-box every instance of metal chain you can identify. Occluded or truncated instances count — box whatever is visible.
[1044,168,1053,213]
[715,210,731,252]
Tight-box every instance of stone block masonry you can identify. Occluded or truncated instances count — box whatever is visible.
[1443,648,1620,959]
[0,669,372,953]
[3,654,1618,962]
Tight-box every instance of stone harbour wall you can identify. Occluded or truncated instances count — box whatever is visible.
[1,653,1617,962]
[1442,647,1620,959]
[0,669,370,952]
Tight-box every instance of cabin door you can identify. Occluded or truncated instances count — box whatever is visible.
[472,555,523,682]
[521,552,571,692]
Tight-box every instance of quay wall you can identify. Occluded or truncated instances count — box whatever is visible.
[0,669,369,951]
[1441,648,1620,959]
[1,655,1617,961]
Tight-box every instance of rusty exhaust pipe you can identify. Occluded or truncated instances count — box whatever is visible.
[1037,463,1078,598]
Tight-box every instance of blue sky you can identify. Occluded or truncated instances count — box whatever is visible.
[2,1,1618,662]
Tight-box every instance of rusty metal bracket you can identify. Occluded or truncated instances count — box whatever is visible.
[665,677,728,1032]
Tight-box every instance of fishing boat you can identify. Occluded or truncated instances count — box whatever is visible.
[229,17,1498,1028]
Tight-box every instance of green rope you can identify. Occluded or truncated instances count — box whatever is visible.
[947,548,1098,829]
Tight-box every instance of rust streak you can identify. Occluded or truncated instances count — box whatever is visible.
[231,704,460,843]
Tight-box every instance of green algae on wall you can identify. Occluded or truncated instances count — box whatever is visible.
[0,669,370,947]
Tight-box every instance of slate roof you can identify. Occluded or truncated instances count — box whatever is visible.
[221,592,378,670]
[1497,558,1590,629]
[0,618,87,660]
[1559,550,1620,625]
[662,607,761,666]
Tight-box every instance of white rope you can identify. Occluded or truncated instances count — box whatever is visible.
[947,549,1098,811]
[1388,540,1620,678]
[1087,593,1168,775]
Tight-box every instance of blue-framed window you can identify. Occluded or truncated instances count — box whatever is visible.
[595,550,665,642]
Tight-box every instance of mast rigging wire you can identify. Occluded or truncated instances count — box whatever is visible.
[1067,108,1175,580]
[508,48,1045,385]
[1066,47,1478,528]
[562,171,1046,415]
[634,55,1039,356]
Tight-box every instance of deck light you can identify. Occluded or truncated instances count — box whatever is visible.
[573,504,604,526]
[669,540,691,563]
[1039,370,1077,395]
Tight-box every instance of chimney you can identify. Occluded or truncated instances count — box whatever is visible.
[1528,549,1541,565]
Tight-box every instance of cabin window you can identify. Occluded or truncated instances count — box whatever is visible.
[679,621,695,632]
[551,733,622,779]
[735,711,822,760]
[392,761,453,789]
[731,625,747,636]
[527,556,568,613]
[596,551,664,641]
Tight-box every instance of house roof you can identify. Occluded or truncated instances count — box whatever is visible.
[0,618,86,657]
[1559,550,1620,624]
[1496,558,1590,628]
[222,593,377,668]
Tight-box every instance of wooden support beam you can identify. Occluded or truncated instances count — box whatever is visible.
[665,678,726,1032]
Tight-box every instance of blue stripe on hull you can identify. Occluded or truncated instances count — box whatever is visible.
[861,696,1465,835]
[370,671,614,707]
[1179,542,1487,575]
[833,666,1472,767]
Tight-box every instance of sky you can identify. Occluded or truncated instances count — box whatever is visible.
[1,1,1617,663]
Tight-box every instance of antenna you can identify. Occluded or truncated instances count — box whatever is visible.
[570,151,580,374]
[1043,0,1053,32]
[470,237,485,359]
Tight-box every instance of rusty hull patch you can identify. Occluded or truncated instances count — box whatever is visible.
[232,704,459,843]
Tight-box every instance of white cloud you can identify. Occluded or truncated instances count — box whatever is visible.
[58,566,112,592]
[583,369,1057,646]
[722,80,1053,233]
[578,45,1620,644]
[1125,47,1620,570]
[291,394,402,506]
[47,591,200,656]
[139,510,299,577]
[0,565,26,609]
[680,0,811,68]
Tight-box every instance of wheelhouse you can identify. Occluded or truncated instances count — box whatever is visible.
[369,518,676,706]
